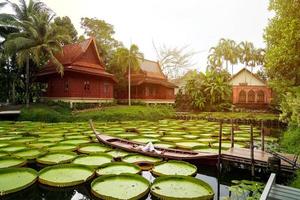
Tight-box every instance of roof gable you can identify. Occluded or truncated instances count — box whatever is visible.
[138,59,166,79]
[50,38,104,70]
[229,68,266,86]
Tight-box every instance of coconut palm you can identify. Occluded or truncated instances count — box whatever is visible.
[1,0,68,107]
[113,44,143,106]
[238,41,255,72]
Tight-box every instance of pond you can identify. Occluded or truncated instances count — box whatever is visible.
[0,120,282,199]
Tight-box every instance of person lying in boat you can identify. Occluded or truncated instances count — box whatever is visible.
[136,142,161,154]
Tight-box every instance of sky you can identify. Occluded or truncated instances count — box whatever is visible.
[5,0,274,73]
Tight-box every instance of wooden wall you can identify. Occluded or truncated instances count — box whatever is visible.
[43,72,114,99]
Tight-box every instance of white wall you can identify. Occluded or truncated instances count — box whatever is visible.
[229,70,265,86]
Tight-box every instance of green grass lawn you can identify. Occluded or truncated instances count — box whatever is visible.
[18,103,279,123]
[19,104,175,122]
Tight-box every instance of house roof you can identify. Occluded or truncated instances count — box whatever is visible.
[37,38,116,81]
[130,58,176,88]
[229,68,267,86]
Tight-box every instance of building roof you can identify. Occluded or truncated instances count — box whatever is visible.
[229,68,267,86]
[130,59,176,88]
[37,38,116,81]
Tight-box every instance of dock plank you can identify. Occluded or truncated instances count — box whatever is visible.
[223,148,297,170]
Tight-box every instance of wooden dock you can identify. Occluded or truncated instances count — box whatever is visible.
[0,110,21,120]
[260,173,300,200]
[222,148,299,173]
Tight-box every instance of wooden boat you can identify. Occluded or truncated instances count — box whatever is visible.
[89,120,218,160]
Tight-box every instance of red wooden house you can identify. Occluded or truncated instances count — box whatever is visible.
[229,68,272,109]
[117,59,177,103]
[37,38,116,107]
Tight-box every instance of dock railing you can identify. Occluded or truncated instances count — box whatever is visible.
[260,173,276,200]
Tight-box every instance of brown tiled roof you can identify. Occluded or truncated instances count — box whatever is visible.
[37,38,116,81]
[130,58,176,88]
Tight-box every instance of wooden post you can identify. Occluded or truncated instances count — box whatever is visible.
[261,120,265,151]
[217,121,223,200]
[231,119,234,148]
[218,121,223,170]
[250,124,255,177]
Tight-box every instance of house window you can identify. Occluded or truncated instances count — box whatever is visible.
[84,81,90,90]
[238,90,246,103]
[248,90,255,103]
[64,81,69,92]
[257,90,265,103]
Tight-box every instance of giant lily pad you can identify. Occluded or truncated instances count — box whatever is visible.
[152,160,197,176]
[36,152,77,165]
[13,149,46,160]
[60,139,91,145]
[175,141,207,149]
[38,164,94,187]
[77,143,111,154]
[47,144,77,152]
[151,175,214,200]
[91,174,150,199]
[0,167,38,196]
[106,149,129,158]
[72,153,112,168]
[96,162,141,175]
[0,145,28,153]
[0,156,26,168]
[122,154,162,164]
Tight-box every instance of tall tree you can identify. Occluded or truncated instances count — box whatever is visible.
[264,0,300,91]
[51,16,78,43]
[110,44,143,106]
[80,17,122,67]
[238,41,256,72]
[207,38,239,74]
[153,43,196,79]
[1,0,68,107]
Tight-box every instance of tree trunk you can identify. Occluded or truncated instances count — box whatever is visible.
[26,57,29,108]
[12,81,15,104]
[128,65,131,106]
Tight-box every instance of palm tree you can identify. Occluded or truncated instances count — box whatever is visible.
[227,39,239,75]
[238,41,255,72]
[113,44,143,106]
[1,0,68,107]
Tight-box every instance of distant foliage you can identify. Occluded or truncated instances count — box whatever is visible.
[52,16,78,43]
[177,69,231,111]
[80,17,123,67]
[207,39,265,75]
